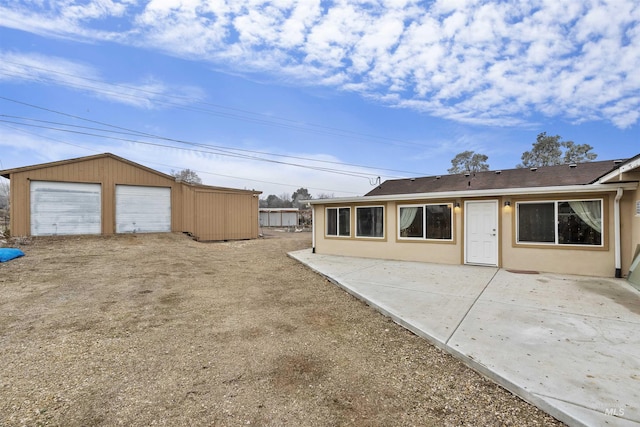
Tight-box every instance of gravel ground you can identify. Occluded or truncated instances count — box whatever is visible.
[0,231,563,426]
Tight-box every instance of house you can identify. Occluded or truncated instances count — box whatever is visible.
[0,153,261,241]
[308,155,640,278]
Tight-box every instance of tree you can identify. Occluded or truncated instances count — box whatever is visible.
[171,168,202,184]
[562,140,598,164]
[518,132,597,168]
[447,150,490,174]
[291,187,312,208]
[316,193,335,199]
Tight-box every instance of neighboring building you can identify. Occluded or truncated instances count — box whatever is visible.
[308,155,640,278]
[259,208,299,227]
[0,153,261,241]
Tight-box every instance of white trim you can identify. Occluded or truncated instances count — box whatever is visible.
[306,183,638,205]
[598,155,640,183]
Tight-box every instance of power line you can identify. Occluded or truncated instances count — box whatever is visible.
[0,122,362,195]
[0,60,434,149]
[0,110,426,177]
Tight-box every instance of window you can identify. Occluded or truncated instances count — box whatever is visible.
[517,199,602,246]
[326,207,350,237]
[356,206,384,238]
[399,204,452,240]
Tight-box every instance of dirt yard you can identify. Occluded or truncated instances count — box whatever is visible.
[0,232,562,426]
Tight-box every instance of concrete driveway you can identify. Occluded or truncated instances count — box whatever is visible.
[289,249,640,427]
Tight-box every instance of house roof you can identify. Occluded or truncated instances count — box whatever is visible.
[365,159,628,197]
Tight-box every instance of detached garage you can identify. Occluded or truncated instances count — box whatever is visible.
[1,153,261,240]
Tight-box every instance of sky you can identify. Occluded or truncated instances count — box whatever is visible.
[0,0,638,199]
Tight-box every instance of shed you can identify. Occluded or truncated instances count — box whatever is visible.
[0,153,261,240]
[259,208,300,227]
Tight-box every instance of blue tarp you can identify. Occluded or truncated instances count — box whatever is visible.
[0,248,25,263]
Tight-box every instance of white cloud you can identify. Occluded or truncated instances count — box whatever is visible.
[1,0,639,128]
[0,51,205,109]
[0,124,375,197]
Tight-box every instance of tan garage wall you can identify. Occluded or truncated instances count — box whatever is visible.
[190,189,259,241]
[4,153,260,240]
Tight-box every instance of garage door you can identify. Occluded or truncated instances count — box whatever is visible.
[30,181,101,236]
[116,185,171,233]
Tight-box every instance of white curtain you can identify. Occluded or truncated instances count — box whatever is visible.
[569,201,602,233]
[399,207,418,231]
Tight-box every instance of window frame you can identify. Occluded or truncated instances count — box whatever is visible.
[397,202,454,241]
[515,198,604,247]
[325,206,351,238]
[355,205,385,239]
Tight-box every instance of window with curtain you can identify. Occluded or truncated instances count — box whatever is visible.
[326,207,350,237]
[517,199,602,246]
[356,206,384,238]
[399,204,452,240]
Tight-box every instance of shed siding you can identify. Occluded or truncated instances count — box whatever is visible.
[5,154,259,240]
[192,190,258,241]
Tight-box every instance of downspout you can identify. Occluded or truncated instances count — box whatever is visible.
[614,188,623,278]
[310,204,316,253]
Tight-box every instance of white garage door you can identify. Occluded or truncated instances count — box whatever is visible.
[30,181,101,236]
[116,185,171,233]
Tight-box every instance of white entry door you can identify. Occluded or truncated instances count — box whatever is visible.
[465,200,498,266]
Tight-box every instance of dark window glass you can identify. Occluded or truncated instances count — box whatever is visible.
[326,208,337,236]
[357,207,384,238]
[399,206,423,238]
[518,203,555,243]
[426,204,452,239]
[338,208,350,236]
[557,201,602,245]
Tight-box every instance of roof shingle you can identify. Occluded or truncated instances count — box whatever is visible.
[365,159,625,197]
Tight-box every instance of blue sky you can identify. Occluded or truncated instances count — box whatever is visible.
[0,0,638,198]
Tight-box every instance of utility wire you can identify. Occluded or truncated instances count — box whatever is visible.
[0,122,361,195]
[0,112,426,177]
[0,61,433,149]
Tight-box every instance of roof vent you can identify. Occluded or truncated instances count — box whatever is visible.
[530,167,538,172]
[495,170,501,174]
[410,178,416,181]
[464,172,470,177]
[436,175,441,179]
[569,163,577,168]
[614,159,623,164]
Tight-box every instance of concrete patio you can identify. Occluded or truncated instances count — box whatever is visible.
[289,249,640,427]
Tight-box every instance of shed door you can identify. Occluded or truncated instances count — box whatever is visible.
[465,200,498,266]
[116,185,171,233]
[30,181,101,236]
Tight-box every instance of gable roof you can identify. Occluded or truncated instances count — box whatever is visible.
[0,152,174,180]
[365,159,628,197]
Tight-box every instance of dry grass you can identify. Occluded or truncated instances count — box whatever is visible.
[0,231,563,426]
